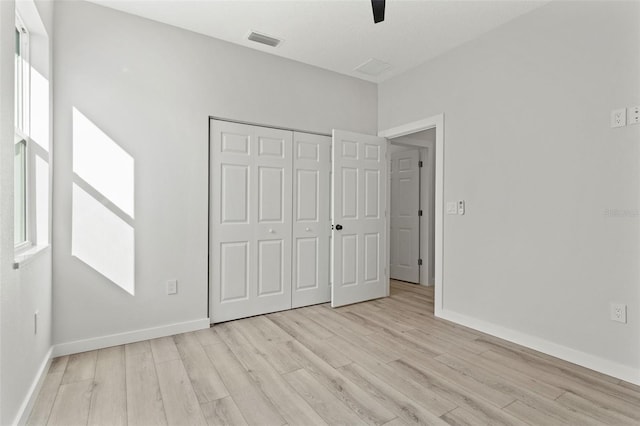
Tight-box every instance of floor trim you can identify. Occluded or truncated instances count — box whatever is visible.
[52,318,210,357]
[439,308,640,386]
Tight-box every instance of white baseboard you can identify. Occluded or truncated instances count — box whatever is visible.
[52,318,210,357]
[15,346,53,426]
[437,309,640,386]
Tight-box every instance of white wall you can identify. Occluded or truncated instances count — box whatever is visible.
[0,0,54,424]
[379,0,640,382]
[52,1,377,349]
[0,1,16,424]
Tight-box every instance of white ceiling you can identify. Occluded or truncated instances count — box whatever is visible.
[87,0,549,83]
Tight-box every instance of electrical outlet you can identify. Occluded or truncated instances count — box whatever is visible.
[629,106,640,125]
[167,280,178,295]
[610,303,627,323]
[611,108,626,128]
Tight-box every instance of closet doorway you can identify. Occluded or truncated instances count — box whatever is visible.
[209,119,388,323]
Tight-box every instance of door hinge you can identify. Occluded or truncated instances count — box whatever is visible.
[418,210,423,217]
[418,259,423,266]
[419,160,423,167]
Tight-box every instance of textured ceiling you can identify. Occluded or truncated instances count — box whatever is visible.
[87,0,549,83]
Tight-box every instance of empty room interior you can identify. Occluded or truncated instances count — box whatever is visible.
[1,0,640,425]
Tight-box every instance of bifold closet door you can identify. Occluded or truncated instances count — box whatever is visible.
[210,120,292,323]
[292,132,331,308]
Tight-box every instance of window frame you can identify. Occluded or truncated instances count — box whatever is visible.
[14,134,27,248]
[14,13,36,253]
[15,14,29,134]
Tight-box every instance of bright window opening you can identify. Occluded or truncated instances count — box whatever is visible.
[14,14,32,251]
[14,138,26,246]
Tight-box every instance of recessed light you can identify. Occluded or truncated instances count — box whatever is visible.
[354,58,391,77]
[247,31,283,48]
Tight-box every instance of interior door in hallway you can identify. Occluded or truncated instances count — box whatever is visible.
[389,148,420,283]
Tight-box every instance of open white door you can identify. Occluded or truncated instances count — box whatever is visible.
[331,129,387,307]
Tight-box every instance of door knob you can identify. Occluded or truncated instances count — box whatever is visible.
[268,228,275,233]
[335,224,343,230]
[305,227,311,232]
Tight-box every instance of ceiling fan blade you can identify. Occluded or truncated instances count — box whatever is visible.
[371,0,385,23]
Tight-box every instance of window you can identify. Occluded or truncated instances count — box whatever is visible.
[15,18,29,133]
[14,138,27,246]
[14,15,32,250]
[15,28,22,129]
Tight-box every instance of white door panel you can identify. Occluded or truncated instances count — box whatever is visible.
[331,130,387,307]
[258,239,284,295]
[220,241,249,301]
[210,120,292,323]
[390,149,420,283]
[292,132,331,308]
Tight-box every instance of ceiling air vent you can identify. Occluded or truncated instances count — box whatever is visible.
[355,58,391,77]
[247,31,282,48]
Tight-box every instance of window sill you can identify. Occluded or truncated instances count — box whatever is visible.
[13,244,50,270]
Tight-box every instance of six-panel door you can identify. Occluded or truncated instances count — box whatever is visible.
[210,120,388,321]
[292,132,331,308]
[390,149,420,283]
[210,121,293,323]
[331,130,388,307]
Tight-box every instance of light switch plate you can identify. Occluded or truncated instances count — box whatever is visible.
[629,106,640,125]
[167,280,177,295]
[446,202,458,215]
[611,108,626,128]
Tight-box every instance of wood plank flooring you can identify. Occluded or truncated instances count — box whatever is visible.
[28,281,640,426]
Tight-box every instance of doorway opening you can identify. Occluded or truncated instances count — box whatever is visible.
[389,130,435,288]
[380,114,444,317]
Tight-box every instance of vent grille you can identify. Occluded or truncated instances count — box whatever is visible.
[354,58,391,77]
[247,31,282,48]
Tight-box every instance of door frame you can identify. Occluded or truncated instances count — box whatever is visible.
[379,114,444,317]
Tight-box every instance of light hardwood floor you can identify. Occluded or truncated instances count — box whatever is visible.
[28,281,640,425]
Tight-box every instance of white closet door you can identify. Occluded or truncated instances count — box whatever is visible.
[331,129,387,307]
[210,120,292,323]
[292,132,331,308]
[390,149,420,283]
